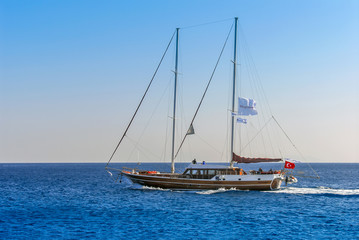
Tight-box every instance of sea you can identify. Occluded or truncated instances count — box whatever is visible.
[0,163,358,240]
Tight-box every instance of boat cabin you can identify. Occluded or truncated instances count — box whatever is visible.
[179,164,281,179]
[180,164,246,179]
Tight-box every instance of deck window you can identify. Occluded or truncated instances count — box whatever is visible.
[208,170,216,175]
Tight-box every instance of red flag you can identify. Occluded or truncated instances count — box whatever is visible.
[284,161,295,169]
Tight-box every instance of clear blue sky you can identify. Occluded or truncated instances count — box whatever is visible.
[1,0,358,163]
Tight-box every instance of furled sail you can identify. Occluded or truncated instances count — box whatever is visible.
[238,97,258,116]
[232,153,282,163]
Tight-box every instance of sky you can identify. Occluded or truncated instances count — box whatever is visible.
[0,0,358,163]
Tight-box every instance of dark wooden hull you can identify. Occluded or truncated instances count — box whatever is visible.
[122,172,282,191]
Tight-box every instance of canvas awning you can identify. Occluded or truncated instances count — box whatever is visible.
[232,153,282,163]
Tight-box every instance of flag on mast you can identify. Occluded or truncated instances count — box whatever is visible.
[236,118,247,124]
[284,161,295,169]
[238,97,258,116]
[186,124,195,135]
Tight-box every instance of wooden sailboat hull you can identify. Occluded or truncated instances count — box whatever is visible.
[122,172,283,191]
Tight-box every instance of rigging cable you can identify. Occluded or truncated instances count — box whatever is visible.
[126,135,162,160]
[174,22,235,159]
[105,30,176,168]
[161,81,172,162]
[272,116,320,179]
[239,117,273,154]
[239,25,278,157]
[180,18,233,30]
[195,133,222,156]
[127,78,172,162]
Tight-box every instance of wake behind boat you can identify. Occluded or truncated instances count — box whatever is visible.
[105,18,305,190]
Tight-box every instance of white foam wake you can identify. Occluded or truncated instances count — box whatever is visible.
[196,188,241,195]
[140,185,170,191]
[268,186,359,196]
[132,185,359,196]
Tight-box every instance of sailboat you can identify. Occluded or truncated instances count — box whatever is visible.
[105,18,299,190]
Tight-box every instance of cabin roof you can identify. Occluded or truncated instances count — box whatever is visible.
[185,163,238,170]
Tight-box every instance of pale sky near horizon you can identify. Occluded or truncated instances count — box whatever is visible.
[0,0,358,163]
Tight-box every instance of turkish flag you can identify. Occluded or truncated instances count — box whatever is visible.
[284,161,295,169]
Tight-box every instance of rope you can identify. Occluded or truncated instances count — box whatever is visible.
[238,25,279,158]
[174,22,234,159]
[239,117,273,154]
[160,84,172,162]
[105,31,176,168]
[180,18,233,30]
[126,135,162,160]
[272,115,320,179]
[195,134,222,156]
[127,79,172,162]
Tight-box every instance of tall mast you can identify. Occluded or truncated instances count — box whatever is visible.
[171,28,179,174]
[230,17,238,168]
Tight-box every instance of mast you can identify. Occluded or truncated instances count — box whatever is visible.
[171,28,179,174]
[230,17,238,168]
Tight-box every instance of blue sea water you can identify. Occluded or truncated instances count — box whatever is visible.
[0,163,358,240]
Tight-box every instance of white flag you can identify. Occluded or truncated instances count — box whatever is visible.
[238,97,258,116]
[236,118,247,124]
